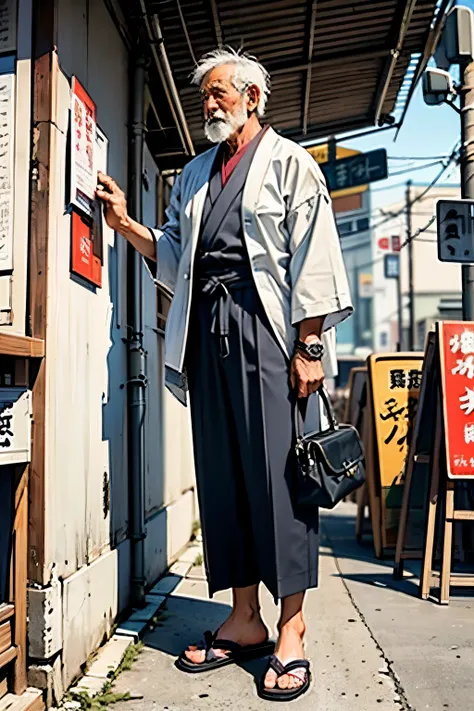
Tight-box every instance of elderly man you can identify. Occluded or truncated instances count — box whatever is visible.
[97,47,352,702]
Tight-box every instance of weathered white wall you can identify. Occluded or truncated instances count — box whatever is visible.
[37,0,129,687]
[32,0,197,691]
[142,146,196,585]
[46,0,129,582]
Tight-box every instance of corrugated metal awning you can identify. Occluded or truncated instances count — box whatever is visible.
[121,0,451,166]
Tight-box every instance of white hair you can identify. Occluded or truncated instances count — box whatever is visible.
[191,47,271,118]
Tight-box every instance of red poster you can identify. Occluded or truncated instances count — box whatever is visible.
[70,77,97,216]
[439,321,474,478]
[71,211,102,288]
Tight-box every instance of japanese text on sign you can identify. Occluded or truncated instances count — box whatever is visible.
[370,355,424,488]
[0,401,13,447]
[0,1,17,53]
[0,73,14,270]
[389,368,422,391]
[70,77,96,216]
[379,396,419,452]
[320,149,388,192]
[440,322,474,478]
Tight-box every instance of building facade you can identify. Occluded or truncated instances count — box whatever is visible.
[0,2,197,707]
[373,184,462,353]
[307,144,374,386]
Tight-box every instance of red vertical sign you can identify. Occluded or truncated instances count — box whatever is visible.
[440,321,474,478]
[71,211,102,287]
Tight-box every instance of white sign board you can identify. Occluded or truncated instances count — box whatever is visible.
[437,199,474,264]
[0,388,32,464]
[0,72,15,270]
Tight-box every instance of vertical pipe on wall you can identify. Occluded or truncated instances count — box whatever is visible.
[128,53,147,606]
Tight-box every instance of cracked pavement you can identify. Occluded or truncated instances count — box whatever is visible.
[111,503,474,710]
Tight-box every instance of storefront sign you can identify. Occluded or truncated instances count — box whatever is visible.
[0,388,32,464]
[359,272,373,298]
[0,71,15,270]
[321,148,388,192]
[70,77,96,216]
[369,353,424,548]
[439,321,474,478]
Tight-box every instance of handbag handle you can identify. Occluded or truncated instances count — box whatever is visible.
[295,386,339,438]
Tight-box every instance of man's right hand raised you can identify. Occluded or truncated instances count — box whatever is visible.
[96,171,130,234]
[96,171,156,261]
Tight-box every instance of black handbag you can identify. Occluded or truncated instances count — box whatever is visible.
[295,388,365,510]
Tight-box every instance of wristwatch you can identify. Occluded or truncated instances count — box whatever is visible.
[294,339,324,361]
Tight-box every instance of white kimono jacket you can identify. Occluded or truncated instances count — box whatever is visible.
[150,127,353,405]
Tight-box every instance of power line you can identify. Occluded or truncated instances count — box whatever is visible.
[387,159,445,177]
[351,215,438,272]
[400,215,436,249]
[388,154,451,161]
[369,144,459,231]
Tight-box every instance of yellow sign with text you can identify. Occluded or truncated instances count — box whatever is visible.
[368,353,424,548]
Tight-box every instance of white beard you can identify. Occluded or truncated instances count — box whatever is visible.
[204,103,248,143]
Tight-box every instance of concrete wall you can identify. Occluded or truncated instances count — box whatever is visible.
[27,0,196,694]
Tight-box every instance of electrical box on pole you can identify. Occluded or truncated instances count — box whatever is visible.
[438,6,474,66]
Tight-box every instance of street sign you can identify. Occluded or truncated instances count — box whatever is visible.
[437,198,474,263]
[391,235,401,252]
[384,253,400,279]
[320,148,388,192]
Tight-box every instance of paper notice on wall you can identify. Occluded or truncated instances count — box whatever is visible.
[0,72,15,271]
[0,1,17,54]
[70,77,97,216]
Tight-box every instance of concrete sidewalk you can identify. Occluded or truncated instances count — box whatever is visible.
[111,503,474,710]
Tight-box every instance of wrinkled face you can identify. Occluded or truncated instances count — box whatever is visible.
[200,65,256,143]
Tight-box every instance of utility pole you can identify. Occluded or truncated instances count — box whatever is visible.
[406,180,415,350]
[460,61,474,321]
[397,268,403,352]
[353,264,360,352]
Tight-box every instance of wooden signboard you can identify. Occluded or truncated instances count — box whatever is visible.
[344,368,371,540]
[366,353,424,556]
[394,333,437,577]
[396,322,474,604]
[343,367,367,429]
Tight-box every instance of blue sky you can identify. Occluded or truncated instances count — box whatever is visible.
[318,0,474,211]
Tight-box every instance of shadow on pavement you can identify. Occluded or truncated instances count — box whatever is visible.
[321,511,425,600]
[142,592,275,687]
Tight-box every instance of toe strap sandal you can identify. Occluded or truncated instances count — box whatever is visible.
[258,654,311,701]
[176,629,275,674]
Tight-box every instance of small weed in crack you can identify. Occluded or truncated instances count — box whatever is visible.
[63,642,144,710]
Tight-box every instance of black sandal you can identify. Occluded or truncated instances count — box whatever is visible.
[258,655,311,701]
[176,629,275,674]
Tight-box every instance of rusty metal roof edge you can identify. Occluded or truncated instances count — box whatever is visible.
[394,0,455,139]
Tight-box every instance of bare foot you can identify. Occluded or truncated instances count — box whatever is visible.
[184,607,268,665]
[264,615,306,691]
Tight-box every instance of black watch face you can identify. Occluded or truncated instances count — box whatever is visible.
[308,343,323,358]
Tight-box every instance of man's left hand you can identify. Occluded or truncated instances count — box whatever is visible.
[290,351,325,399]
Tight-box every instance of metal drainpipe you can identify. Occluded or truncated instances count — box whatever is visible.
[128,53,147,606]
